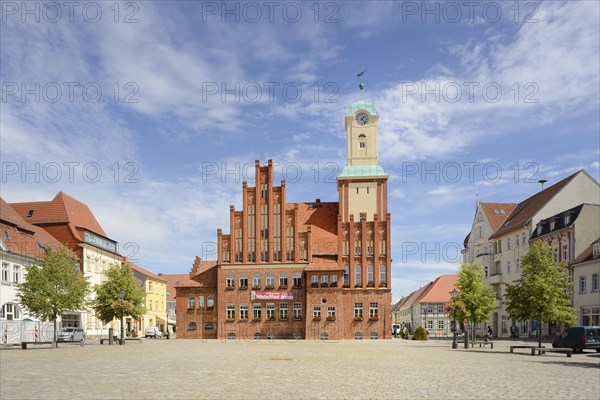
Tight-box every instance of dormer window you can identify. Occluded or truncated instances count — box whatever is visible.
[564,215,570,225]
[536,225,542,235]
[27,210,34,218]
[550,221,555,231]
[593,242,600,258]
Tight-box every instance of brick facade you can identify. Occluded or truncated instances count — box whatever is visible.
[176,94,392,340]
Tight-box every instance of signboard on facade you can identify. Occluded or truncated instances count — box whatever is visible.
[84,230,117,253]
[251,291,293,301]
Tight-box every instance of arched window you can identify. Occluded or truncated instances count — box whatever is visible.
[187,322,197,330]
[187,296,195,309]
[0,303,21,320]
[343,266,349,286]
[379,265,386,285]
[367,265,374,284]
[198,296,204,309]
[355,265,362,286]
[207,296,214,308]
[358,134,367,149]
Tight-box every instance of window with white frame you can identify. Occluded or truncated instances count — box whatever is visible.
[197,296,204,308]
[330,275,338,285]
[1,263,8,282]
[240,304,248,320]
[239,274,248,288]
[187,322,197,330]
[580,276,587,293]
[354,332,363,340]
[355,265,362,285]
[0,303,21,320]
[293,302,302,319]
[437,305,445,313]
[426,304,434,313]
[293,272,302,287]
[369,302,378,318]
[188,296,195,309]
[426,320,433,330]
[367,265,374,284]
[227,332,236,340]
[343,266,349,286]
[562,244,568,261]
[226,304,235,320]
[207,296,214,308]
[320,275,328,285]
[148,281,153,292]
[593,274,599,292]
[516,234,520,246]
[280,303,288,319]
[370,332,378,340]
[501,315,508,334]
[311,275,318,285]
[266,303,275,320]
[253,274,261,287]
[327,306,336,318]
[279,273,288,287]
[507,238,511,250]
[522,232,526,245]
[226,274,235,288]
[313,306,321,318]
[507,261,511,273]
[266,273,275,287]
[379,265,386,285]
[438,320,444,330]
[253,303,262,319]
[354,302,363,318]
[12,265,20,283]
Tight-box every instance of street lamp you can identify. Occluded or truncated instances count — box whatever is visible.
[451,288,458,349]
[119,290,125,345]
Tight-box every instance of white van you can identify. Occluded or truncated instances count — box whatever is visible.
[145,326,162,338]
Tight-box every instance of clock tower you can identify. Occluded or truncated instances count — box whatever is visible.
[337,84,389,223]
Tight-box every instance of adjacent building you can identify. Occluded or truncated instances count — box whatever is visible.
[10,192,123,332]
[176,88,393,340]
[463,170,600,337]
[392,275,458,336]
[1,198,57,340]
[129,261,168,334]
[571,238,600,326]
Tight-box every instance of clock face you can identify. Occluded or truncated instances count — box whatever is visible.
[355,112,369,125]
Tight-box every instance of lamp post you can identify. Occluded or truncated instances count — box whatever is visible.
[119,289,125,345]
[451,288,458,349]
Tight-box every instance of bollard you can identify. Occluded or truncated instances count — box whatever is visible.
[108,328,114,345]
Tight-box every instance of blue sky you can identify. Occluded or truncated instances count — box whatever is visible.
[2,1,599,301]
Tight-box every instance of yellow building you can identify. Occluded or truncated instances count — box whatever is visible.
[129,262,168,334]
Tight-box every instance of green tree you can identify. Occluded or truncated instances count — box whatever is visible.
[93,263,145,329]
[16,245,90,347]
[453,262,496,343]
[504,241,576,348]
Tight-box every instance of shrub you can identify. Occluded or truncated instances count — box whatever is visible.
[412,326,428,341]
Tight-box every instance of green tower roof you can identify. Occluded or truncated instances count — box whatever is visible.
[346,100,378,117]
[338,165,387,178]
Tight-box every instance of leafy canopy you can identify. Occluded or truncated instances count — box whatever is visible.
[93,263,145,323]
[17,245,90,322]
[504,241,576,330]
[453,262,496,325]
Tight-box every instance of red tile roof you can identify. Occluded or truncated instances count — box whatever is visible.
[490,171,581,239]
[572,237,600,264]
[397,283,432,309]
[125,259,166,282]
[10,191,108,239]
[296,202,339,255]
[480,202,518,232]
[418,274,458,303]
[160,274,190,301]
[1,198,58,259]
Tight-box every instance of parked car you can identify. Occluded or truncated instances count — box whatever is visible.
[57,327,86,342]
[552,326,600,353]
[145,326,162,338]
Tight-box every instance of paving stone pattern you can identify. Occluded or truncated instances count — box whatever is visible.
[1,338,599,399]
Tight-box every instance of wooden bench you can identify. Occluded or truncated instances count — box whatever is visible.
[100,337,141,344]
[476,341,494,349]
[510,345,543,353]
[99,336,118,345]
[531,347,572,357]
[124,337,142,343]
[21,341,52,350]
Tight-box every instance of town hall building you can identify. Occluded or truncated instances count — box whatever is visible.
[175,87,392,340]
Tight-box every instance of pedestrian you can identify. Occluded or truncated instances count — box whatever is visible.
[487,326,493,341]
[510,324,516,338]
[403,326,408,339]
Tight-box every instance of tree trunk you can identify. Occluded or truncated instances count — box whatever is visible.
[52,316,57,349]
[538,319,543,348]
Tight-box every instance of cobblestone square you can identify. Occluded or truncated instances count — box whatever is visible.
[1,338,599,399]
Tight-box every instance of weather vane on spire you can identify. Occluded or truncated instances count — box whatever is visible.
[357,69,367,99]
